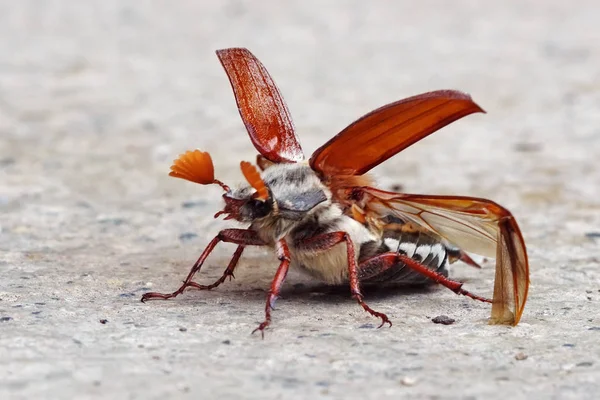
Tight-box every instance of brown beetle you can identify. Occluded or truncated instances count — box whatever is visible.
[142,48,529,335]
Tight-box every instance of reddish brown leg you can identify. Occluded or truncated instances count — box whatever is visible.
[296,232,392,328]
[358,253,492,303]
[141,229,265,302]
[186,245,244,291]
[252,239,291,338]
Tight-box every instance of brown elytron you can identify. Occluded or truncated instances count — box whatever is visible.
[310,91,485,175]
[216,48,304,163]
[142,48,529,333]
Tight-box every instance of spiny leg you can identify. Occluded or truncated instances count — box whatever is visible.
[252,239,291,338]
[141,229,265,302]
[296,232,392,328]
[358,253,492,303]
[186,245,244,291]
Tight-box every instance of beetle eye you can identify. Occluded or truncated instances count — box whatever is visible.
[251,199,271,218]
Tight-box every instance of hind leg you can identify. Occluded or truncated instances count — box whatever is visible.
[358,253,492,303]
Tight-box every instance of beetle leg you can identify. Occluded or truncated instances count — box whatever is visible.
[296,232,392,328]
[252,239,291,338]
[141,229,265,302]
[185,245,244,290]
[358,253,492,303]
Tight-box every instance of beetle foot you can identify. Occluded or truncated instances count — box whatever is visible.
[252,320,270,339]
[353,294,393,328]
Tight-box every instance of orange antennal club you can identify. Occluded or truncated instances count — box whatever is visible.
[240,161,269,201]
[169,150,229,191]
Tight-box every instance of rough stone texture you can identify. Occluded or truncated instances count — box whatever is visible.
[1,1,599,399]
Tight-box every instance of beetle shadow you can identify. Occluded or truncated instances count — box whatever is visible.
[277,281,443,305]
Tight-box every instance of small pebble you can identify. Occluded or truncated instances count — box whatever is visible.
[99,319,108,324]
[179,327,187,332]
[432,315,455,325]
[222,340,231,345]
[400,377,417,386]
[515,352,528,361]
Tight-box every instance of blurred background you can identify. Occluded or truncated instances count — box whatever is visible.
[1,1,599,399]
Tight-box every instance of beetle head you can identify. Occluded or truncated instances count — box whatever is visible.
[215,162,274,222]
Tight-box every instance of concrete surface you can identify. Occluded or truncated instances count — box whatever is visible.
[1,1,599,399]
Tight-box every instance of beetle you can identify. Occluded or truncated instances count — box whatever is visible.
[141,48,529,335]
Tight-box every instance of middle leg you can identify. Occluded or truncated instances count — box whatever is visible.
[296,232,392,328]
[252,239,291,337]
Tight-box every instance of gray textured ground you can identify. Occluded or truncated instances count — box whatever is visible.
[1,1,600,399]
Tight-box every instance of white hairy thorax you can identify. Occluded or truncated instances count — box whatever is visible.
[247,163,379,284]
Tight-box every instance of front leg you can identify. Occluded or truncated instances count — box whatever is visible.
[141,229,266,302]
[296,232,392,328]
[252,239,291,338]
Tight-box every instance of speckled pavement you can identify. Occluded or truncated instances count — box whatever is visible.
[1,1,600,399]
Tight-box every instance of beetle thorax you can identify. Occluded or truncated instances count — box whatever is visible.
[244,163,331,242]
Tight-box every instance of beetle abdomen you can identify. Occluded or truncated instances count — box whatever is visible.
[358,227,449,285]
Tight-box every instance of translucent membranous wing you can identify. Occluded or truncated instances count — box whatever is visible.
[358,187,529,326]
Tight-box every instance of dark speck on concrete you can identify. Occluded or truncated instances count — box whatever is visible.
[576,361,594,367]
[432,315,456,325]
[179,327,187,332]
[181,200,207,208]
[588,327,600,331]
[513,142,542,152]
[359,323,375,329]
[98,217,127,226]
[0,158,15,167]
[119,293,136,298]
[1,316,13,322]
[222,340,231,345]
[563,343,575,347]
[76,201,92,208]
[179,232,198,242]
[100,319,108,324]
[585,232,600,239]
